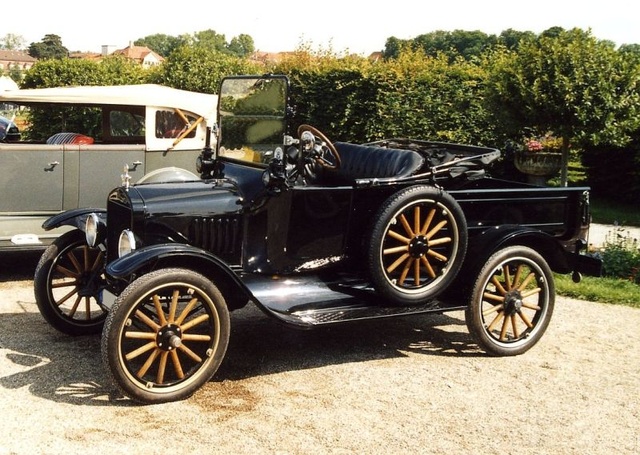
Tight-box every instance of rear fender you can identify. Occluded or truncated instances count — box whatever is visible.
[106,243,251,310]
[441,225,570,303]
[43,208,106,232]
[467,225,572,274]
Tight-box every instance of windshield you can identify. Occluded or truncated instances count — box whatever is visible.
[217,76,288,165]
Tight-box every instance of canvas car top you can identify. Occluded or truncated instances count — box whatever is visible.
[0,84,218,123]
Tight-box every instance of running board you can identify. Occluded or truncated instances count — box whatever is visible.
[241,272,465,328]
[279,300,466,327]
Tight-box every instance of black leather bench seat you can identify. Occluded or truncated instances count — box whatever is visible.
[326,141,425,183]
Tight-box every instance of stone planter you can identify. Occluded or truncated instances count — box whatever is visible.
[514,151,562,185]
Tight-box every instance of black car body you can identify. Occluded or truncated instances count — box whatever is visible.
[36,75,602,404]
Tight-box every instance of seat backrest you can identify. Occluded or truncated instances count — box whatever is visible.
[328,142,425,182]
[46,132,94,145]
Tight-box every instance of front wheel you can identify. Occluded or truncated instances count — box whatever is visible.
[465,246,555,356]
[34,229,107,335]
[101,268,230,404]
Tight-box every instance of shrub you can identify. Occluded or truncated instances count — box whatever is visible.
[601,226,640,284]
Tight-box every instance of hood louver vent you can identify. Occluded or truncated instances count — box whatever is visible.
[189,217,241,262]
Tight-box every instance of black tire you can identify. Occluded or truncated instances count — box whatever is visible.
[465,246,555,356]
[34,229,107,335]
[101,268,230,404]
[368,185,467,305]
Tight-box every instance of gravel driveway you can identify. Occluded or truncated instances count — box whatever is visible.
[0,252,639,454]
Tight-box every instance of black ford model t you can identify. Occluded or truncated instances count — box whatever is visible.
[34,75,602,403]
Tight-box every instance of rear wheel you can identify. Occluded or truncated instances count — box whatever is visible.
[102,268,230,404]
[34,229,107,335]
[368,185,467,305]
[465,246,555,356]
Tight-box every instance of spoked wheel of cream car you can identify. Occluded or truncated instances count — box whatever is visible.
[368,185,467,305]
[34,229,107,335]
[101,268,230,404]
[465,246,555,356]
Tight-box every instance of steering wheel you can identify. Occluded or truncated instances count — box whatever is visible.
[297,124,341,170]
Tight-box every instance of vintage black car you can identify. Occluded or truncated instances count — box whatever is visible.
[34,75,602,404]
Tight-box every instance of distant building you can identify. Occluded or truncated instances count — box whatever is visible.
[69,44,164,68]
[112,43,164,68]
[101,45,118,56]
[0,50,36,72]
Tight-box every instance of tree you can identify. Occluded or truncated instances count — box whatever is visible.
[227,34,255,57]
[148,46,262,94]
[383,36,409,59]
[366,49,495,145]
[485,28,640,186]
[193,29,228,53]
[1,33,26,50]
[497,29,536,51]
[8,66,23,82]
[96,55,148,85]
[134,34,188,57]
[619,43,640,64]
[539,26,565,39]
[28,34,69,60]
[22,56,147,89]
[411,30,497,62]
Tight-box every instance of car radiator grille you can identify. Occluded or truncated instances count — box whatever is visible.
[107,199,134,263]
[189,217,242,262]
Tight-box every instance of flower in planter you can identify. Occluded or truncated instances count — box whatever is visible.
[525,139,544,152]
[523,133,563,153]
[515,132,564,182]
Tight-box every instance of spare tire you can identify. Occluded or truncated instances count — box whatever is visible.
[367,185,467,305]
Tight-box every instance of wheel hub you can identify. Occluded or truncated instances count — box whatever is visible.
[503,290,523,315]
[156,324,183,351]
[76,271,102,297]
[409,235,430,258]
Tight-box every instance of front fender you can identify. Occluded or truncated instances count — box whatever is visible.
[107,243,230,277]
[106,243,250,304]
[42,208,106,232]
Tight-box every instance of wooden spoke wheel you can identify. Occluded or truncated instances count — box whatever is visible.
[368,185,467,305]
[34,229,107,335]
[102,268,230,404]
[465,246,555,356]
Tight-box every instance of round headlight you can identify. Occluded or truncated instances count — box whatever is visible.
[262,169,271,186]
[118,230,136,258]
[85,213,100,247]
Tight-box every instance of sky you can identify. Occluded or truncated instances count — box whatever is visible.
[7,0,640,55]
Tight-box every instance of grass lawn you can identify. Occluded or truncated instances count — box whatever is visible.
[590,197,640,226]
[555,274,639,308]
[557,196,640,308]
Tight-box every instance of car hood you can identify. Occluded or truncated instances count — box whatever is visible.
[129,179,244,219]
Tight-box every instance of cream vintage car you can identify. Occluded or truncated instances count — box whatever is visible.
[0,84,217,251]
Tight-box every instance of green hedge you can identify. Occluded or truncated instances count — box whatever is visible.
[582,138,640,203]
[275,51,499,147]
[20,46,639,191]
